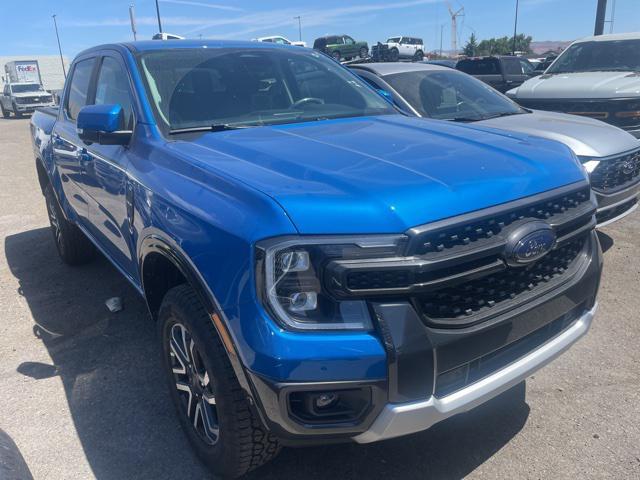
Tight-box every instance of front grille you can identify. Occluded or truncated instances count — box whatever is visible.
[417,236,586,325]
[411,188,590,258]
[590,151,640,193]
[515,97,640,132]
[596,198,638,225]
[326,183,596,329]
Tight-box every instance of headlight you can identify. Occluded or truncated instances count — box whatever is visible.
[256,235,407,331]
[578,156,601,174]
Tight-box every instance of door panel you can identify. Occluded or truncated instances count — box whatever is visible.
[51,56,97,225]
[81,53,138,280]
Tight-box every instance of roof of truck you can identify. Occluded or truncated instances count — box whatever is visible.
[77,39,293,57]
[573,32,640,43]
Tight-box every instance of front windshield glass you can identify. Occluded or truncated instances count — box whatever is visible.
[547,39,640,73]
[11,84,43,93]
[139,47,395,131]
[384,70,522,121]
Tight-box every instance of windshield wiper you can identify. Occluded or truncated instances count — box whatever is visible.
[168,124,252,134]
[449,111,523,122]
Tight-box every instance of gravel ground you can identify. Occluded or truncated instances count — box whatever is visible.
[0,116,639,480]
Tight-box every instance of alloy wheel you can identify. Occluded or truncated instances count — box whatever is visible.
[169,322,220,445]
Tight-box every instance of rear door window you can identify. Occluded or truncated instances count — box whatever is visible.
[65,58,96,121]
[457,58,501,75]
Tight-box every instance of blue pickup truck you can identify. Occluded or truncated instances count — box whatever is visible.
[30,41,602,477]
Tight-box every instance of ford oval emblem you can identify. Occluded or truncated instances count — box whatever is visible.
[505,221,556,267]
[621,159,635,175]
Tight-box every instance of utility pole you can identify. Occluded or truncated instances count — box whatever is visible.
[512,0,519,55]
[594,0,607,36]
[52,15,66,79]
[155,0,163,34]
[129,4,138,41]
[294,16,302,42]
[439,24,444,57]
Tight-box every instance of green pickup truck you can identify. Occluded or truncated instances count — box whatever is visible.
[313,35,369,61]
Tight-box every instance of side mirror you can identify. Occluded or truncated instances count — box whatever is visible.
[77,104,132,146]
[376,89,394,104]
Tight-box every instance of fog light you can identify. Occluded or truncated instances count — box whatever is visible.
[315,392,339,409]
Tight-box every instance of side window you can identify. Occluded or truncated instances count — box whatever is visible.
[358,74,383,90]
[503,58,523,75]
[520,59,534,74]
[65,58,95,121]
[94,56,134,130]
[344,36,355,45]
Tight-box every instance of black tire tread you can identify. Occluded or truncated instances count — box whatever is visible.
[44,184,95,265]
[159,285,281,478]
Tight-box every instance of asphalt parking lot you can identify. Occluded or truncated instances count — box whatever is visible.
[0,116,639,480]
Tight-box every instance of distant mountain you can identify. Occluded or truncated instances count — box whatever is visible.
[530,41,573,55]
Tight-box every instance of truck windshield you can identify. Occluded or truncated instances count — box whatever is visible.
[138,48,395,132]
[384,70,523,121]
[547,39,640,73]
[11,84,43,93]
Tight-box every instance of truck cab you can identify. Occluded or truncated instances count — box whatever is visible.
[456,56,535,93]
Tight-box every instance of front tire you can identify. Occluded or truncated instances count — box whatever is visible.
[158,285,280,478]
[44,184,95,265]
[12,104,23,119]
[0,103,9,119]
[389,47,399,62]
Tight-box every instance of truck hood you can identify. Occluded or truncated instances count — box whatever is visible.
[477,109,640,158]
[510,71,640,99]
[168,115,587,235]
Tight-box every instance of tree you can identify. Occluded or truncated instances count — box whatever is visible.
[476,34,532,56]
[462,33,478,57]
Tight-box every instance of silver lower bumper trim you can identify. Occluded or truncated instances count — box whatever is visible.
[354,303,597,444]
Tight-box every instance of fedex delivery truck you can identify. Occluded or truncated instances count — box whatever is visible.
[4,60,42,85]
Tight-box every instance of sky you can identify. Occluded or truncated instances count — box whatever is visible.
[2,0,639,58]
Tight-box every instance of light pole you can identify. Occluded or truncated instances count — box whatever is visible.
[294,16,302,42]
[129,5,137,41]
[439,24,444,57]
[512,0,519,55]
[155,0,163,34]
[52,14,66,79]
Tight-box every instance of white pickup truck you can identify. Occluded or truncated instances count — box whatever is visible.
[506,32,640,139]
[1,83,56,118]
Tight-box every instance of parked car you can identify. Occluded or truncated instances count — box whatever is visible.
[31,40,601,478]
[313,35,368,61]
[350,62,640,226]
[256,35,306,47]
[506,32,640,139]
[382,36,425,61]
[1,82,56,118]
[456,56,535,93]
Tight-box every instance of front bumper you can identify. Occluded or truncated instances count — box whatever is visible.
[595,183,639,227]
[245,230,601,444]
[355,302,596,443]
